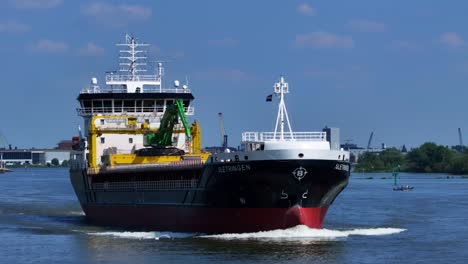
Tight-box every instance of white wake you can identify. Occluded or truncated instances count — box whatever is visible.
[87,231,194,240]
[87,225,405,241]
[201,225,406,240]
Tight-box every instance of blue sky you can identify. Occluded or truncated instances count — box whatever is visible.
[1,0,468,149]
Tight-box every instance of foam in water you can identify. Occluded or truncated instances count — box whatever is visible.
[86,225,405,241]
[87,231,194,240]
[201,225,406,240]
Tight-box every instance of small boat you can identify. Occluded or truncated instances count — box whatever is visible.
[392,167,413,191]
[393,185,414,191]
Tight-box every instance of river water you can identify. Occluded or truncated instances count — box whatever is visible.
[0,168,467,263]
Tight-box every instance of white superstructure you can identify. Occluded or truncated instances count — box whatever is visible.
[76,35,195,167]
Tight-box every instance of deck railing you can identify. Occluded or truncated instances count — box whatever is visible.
[80,87,191,94]
[105,74,161,83]
[76,106,195,116]
[241,131,327,142]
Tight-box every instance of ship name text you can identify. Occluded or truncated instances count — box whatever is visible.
[335,163,350,171]
[218,164,251,173]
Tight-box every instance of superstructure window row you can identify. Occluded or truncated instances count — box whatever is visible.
[80,99,190,113]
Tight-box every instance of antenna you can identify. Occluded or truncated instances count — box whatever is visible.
[116,34,149,80]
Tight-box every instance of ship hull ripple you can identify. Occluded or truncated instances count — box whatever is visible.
[70,159,349,233]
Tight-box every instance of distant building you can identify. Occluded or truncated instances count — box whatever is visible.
[0,149,45,165]
[323,127,340,150]
[0,140,71,165]
[56,140,74,150]
[340,143,384,163]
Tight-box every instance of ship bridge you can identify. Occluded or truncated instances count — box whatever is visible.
[77,35,194,118]
[75,35,198,167]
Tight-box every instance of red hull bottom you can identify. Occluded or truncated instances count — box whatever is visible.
[83,205,329,233]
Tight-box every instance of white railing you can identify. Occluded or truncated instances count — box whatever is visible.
[106,74,160,83]
[242,131,327,142]
[80,87,192,94]
[76,106,195,116]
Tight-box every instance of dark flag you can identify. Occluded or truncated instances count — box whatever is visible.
[266,94,273,102]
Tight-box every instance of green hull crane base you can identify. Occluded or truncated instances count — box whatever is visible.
[143,99,192,147]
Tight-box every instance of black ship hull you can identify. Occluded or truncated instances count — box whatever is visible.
[70,159,349,233]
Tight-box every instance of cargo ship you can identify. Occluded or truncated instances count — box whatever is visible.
[69,35,350,233]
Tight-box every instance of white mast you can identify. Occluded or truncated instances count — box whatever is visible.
[106,34,162,93]
[117,34,148,80]
[273,76,294,141]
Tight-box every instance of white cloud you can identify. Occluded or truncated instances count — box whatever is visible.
[439,32,464,48]
[208,37,239,48]
[297,3,316,16]
[81,2,152,26]
[0,20,30,33]
[8,0,62,9]
[347,19,387,33]
[78,42,105,56]
[294,32,354,49]
[30,39,68,53]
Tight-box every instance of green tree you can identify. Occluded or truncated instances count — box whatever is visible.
[51,158,59,166]
[406,142,453,172]
[448,153,468,174]
[355,152,385,172]
[379,148,405,169]
[61,160,69,167]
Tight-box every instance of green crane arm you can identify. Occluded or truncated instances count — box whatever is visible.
[143,100,191,147]
[176,100,191,140]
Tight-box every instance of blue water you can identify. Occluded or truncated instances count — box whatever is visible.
[1,168,467,263]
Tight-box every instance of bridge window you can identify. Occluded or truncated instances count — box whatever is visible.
[82,100,91,114]
[143,100,155,112]
[156,100,164,112]
[123,100,135,112]
[136,100,143,112]
[114,100,122,112]
[92,100,103,113]
[103,100,112,112]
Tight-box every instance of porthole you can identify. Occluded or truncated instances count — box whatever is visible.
[298,153,304,158]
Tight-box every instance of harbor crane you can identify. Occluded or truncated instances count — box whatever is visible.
[458,128,464,146]
[0,131,8,149]
[367,131,374,150]
[218,112,228,149]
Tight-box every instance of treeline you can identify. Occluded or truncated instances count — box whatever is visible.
[354,142,468,174]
